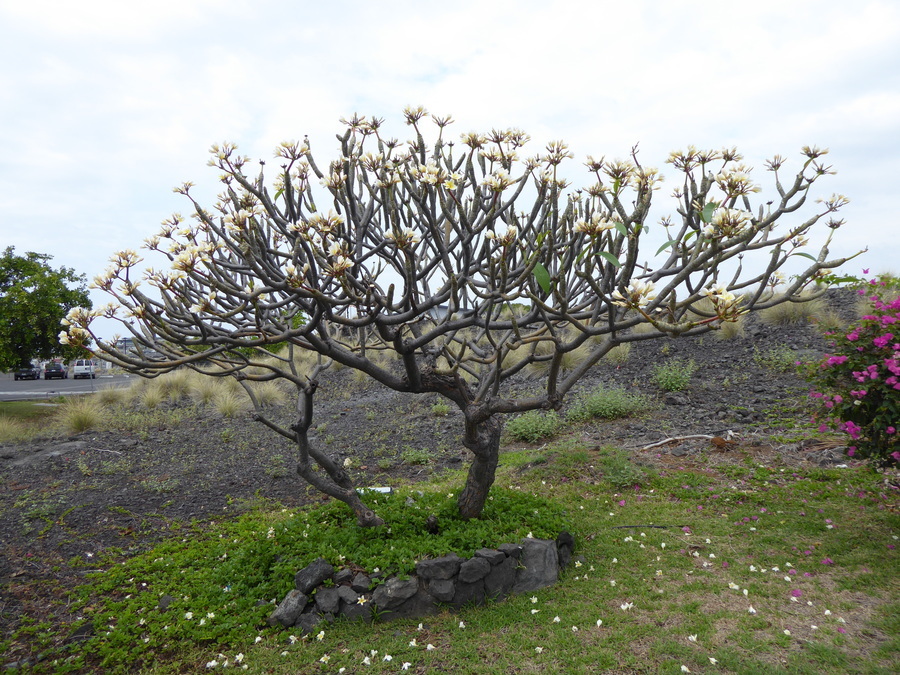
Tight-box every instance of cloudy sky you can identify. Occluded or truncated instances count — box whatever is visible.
[2,0,898,336]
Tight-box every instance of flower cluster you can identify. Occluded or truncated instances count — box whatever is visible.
[700,283,745,322]
[611,280,657,309]
[806,275,900,464]
[575,212,620,237]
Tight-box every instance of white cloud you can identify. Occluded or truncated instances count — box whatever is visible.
[1,0,898,338]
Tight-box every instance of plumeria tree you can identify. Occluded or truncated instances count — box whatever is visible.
[63,108,859,526]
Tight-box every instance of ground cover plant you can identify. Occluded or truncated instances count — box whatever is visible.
[32,440,900,674]
[61,109,859,526]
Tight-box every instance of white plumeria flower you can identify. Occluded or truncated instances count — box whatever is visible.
[620,602,634,611]
[553,616,561,623]
[748,606,757,614]
[535,647,544,653]
[688,634,697,642]
[681,666,691,673]
[459,621,465,629]
[383,654,392,662]
[709,657,718,665]
[530,596,538,603]
[426,644,436,650]
[409,639,417,647]
[362,656,371,665]
[315,630,325,641]
[402,663,412,671]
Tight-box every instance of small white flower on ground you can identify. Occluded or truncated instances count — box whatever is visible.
[596,619,603,627]
[811,625,818,630]
[362,656,371,665]
[824,610,832,616]
[688,635,697,642]
[681,666,691,673]
[575,560,582,567]
[402,663,411,670]
[748,606,757,614]
[409,639,417,647]
[319,654,330,664]
[837,617,846,623]
[316,630,325,641]
[553,616,560,623]
[383,654,392,662]
[205,661,217,669]
[610,580,617,586]
[709,657,718,664]
[620,602,634,611]
[572,626,579,632]
[531,609,540,614]
[417,622,424,630]
[459,621,465,629]
[535,647,544,653]
[254,636,262,644]
[743,589,749,597]
[530,596,538,603]
[288,635,298,644]
[426,644,435,650]
[185,612,193,620]
[784,630,791,636]
[234,654,243,663]
[728,582,739,590]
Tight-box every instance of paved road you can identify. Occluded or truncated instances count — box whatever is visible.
[0,373,135,401]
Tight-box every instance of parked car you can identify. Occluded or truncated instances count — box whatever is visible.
[73,359,97,379]
[14,365,41,380]
[44,362,68,379]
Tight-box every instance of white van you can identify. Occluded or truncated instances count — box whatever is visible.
[73,359,97,379]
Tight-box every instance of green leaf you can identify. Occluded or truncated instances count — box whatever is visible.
[700,202,718,224]
[598,251,622,268]
[533,263,552,294]
[793,252,819,263]
[614,221,628,238]
[656,239,677,255]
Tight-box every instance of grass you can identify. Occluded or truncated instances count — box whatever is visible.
[566,386,651,423]
[759,294,827,325]
[43,442,898,674]
[505,410,562,442]
[652,358,697,392]
[58,395,106,433]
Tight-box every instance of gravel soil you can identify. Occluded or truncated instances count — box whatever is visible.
[0,290,885,667]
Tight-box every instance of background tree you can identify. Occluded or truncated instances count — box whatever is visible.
[0,247,91,370]
[63,109,859,526]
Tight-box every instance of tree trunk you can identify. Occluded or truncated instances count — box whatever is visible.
[457,411,502,520]
[289,381,384,527]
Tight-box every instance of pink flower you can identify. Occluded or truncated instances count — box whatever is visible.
[887,427,896,435]
[821,558,833,565]
[791,589,802,597]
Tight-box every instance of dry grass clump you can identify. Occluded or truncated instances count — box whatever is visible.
[58,396,106,433]
[247,380,288,407]
[759,294,826,325]
[189,376,221,406]
[95,385,128,406]
[524,334,592,378]
[605,343,632,365]
[213,389,249,417]
[0,416,28,443]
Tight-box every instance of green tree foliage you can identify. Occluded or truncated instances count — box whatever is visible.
[0,247,91,369]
